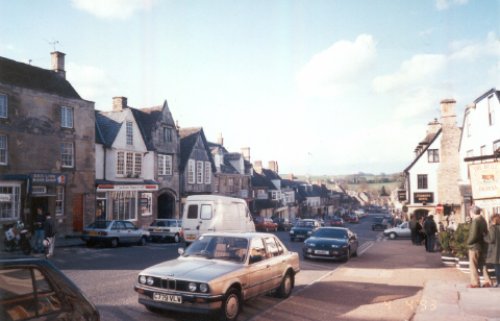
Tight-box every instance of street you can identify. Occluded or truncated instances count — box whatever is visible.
[49,215,380,321]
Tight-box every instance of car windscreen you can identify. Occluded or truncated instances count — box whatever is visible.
[89,221,111,229]
[295,221,314,227]
[184,236,249,263]
[313,228,347,239]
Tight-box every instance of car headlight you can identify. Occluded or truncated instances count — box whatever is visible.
[290,230,294,234]
[307,231,312,235]
[199,283,209,293]
[188,282,197,292]
[147,276,154,286]
[139,275,147,284]
[308,243,316,247]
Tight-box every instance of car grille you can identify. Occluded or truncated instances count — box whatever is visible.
[150,277,190,292]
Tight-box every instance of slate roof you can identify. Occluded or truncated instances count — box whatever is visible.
[179,127,216,172]
[0,56,81,99]
[95,111,121,147]
[404,128,442,173]
[130,106,162,150]
[251,171,276,190]
[261,168,281,181]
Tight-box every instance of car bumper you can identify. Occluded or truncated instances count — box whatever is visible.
[303,248,348,259]
[135,286,223,314]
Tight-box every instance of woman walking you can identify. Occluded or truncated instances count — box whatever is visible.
[485,214,500,287]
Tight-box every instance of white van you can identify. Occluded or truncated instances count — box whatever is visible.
[182,195,256,243]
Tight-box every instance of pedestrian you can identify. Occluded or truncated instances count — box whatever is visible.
[423,215,438,252]
[409,214,418,245]
[416,217,425,246]
[467,207,492,288]
[33,207,45,253]
[485,214,500,287]
[43,212,56,258]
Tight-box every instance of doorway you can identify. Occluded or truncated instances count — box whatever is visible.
[157,192,176,219]
[413,209,429,221]
[30,197,49,226]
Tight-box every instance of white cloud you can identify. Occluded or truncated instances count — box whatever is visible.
[450,32,500,61]
[435,0,469,11]
[373,54,447,94]
[67,62,117,109]
[71,0,156,20]
[296,34,376,97]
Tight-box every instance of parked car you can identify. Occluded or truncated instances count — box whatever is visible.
[345,215,359,224]
[272,217,293,231]
[327,216,344,227]
[81,220,150,247]
[303,227,359,261]
[383,221,411,239]
[371,217,388,231]
[147,219,183,243]
[289,219,321,242]
[253,217,278,232]
[134,232,300,321]
[0,257,100,321]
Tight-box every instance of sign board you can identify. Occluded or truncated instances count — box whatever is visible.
[31,173,66,185]
[413,192,434,204]
[140,193,152,216]
[97,184,158,192]
[0,193,12,202]
[398,190,407,201]
[469,162,500,199]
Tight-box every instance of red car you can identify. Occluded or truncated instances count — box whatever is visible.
[345,215,359,224]
[328,217,345,227]
[253,217,278,232]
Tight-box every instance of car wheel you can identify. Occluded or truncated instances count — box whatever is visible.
[138,236,147,246]
[220,288,241,321]
[276,272,294,298]
[86,240,95,247]
[110,238,119,248]
[174,233,181,243]
[389,232,397,240]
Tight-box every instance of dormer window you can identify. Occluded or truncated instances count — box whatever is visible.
[126,121,133,145]
[163,127,172,143]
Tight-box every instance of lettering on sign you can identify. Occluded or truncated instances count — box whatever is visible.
[413,192,434,204]
[469,162,500,199]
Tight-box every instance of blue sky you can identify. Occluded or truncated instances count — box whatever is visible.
[1,0,498,175]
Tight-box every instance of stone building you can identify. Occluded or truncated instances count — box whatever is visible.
[403,99,463,224]
[0,52,95,235]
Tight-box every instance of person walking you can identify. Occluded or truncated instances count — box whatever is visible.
[485,214,500,287]
[43,212,56,258]
[409,214,417,245]
[423,215,438,252]
[33,207,45,253]
[467,207,492,288]
[416,217,425,246]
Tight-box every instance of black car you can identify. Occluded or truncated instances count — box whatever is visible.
[371,217,388,231]
[0,257,100,321]
[273,217,293,231]
[303,227,359,261]
[289,219,321,241]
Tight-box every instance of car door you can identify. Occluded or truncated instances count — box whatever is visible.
[112,221,128,243]
[123,221,141,243]
[263,236,287,289]
[246,237,274,297]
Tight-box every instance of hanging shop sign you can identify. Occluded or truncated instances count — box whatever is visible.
[469,162,500,199]
[413,192,434,204]
[398,190,407,201]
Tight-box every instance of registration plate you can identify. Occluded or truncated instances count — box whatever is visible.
[153,293,182,304]
[314,250,330,255]
[185,234,197,240]
[89,231,98,236]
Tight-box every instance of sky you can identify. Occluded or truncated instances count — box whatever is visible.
[0,0,499,176]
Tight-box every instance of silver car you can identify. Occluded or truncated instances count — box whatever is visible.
[147,219,183,243]
[383,221,411,239]
[81,220,149,247]
[134,232,300,321]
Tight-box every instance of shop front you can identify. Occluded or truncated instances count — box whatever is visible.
[96,182,158,228]
[469,161,500,221]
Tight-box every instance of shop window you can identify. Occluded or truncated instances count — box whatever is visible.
[111,191,136,220]
[0,184,20,221]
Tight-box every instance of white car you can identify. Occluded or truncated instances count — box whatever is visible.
[383,222,411,239]
[81,220,150,247]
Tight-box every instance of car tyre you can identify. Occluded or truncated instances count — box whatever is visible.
[389,232,397,240]
[220,287,241,321]
[344,248,351,262]
[85,240,95,247]
[110,238,119,248]
[138,236,147,246]
[276,272,293,298]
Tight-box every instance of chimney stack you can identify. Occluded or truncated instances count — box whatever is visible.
[440,99,457,127]
[254,161,263,174]
[113,97,128,112]
[241,147,250,162]
[51,51,66,79]
[217,133,224,146]
[268,160,279,173]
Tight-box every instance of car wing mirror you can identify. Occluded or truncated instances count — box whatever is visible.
[249,255,263,264]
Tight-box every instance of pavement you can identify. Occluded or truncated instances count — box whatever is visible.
[249,238,500,321]
[4,234,499,321]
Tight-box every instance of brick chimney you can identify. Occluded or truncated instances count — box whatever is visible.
[51,51,66,78]
[268,160,279,173]
[254,160,263,174]
[113,97,128,112]
[241,147,250,162]
[217,133,224,146]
